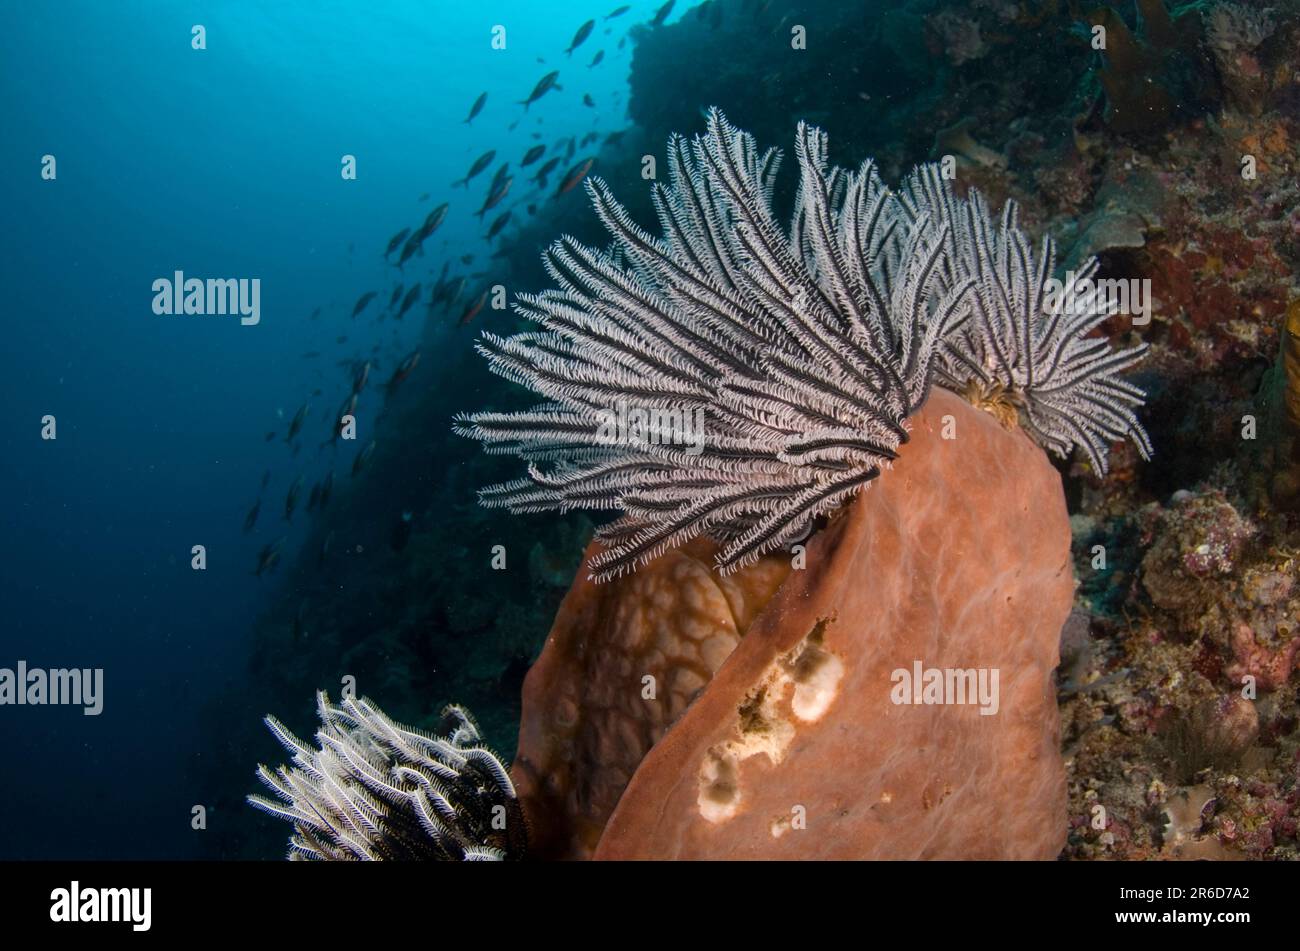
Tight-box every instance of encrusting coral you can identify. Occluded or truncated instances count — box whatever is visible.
[456,109,1150,581]
[1263,300,1300,507]
[249,692,526,860]
[1207,2,1278,114]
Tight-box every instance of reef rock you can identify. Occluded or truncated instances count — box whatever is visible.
[513,390,1073,860]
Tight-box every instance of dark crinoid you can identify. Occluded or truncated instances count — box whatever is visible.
[456,109,1151,581]
[248,692,526,860]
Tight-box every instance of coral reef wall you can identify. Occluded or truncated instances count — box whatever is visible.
[231,0,1300,860]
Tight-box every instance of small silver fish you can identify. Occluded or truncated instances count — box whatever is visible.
[284,475,303,521]
[286,403,309,443]
[462,91,487,124]
[352,440,376,477]
[519,71,561,110]
[566,20,594,56]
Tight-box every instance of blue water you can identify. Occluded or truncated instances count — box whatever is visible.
[0,0,694,859]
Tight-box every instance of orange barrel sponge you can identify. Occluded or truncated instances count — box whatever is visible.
[514,389,1072,860]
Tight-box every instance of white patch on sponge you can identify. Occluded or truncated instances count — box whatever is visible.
[696,619,843,823]
[787,640,844,722]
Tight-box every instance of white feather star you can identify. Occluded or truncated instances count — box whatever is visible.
[456,109,1150,580]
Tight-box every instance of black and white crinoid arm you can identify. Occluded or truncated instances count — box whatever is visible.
[456,109,1151,581]
[249,692,525,861]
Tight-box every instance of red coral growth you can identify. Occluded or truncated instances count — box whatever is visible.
[1226,621,1299,692]
[1145,226,1289,350]
[1141,492,1254,614]
[1192,641,1225,684]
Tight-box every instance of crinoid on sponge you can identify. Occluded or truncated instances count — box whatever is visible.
[912,166,1153,473]
[248,692,526,861]
[515,388,1076,860]
[456,109,1151,581]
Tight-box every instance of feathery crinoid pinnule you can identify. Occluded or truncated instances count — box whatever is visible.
[456,108,1151,581]
[904,165,1152,475]
[248,692,525,861]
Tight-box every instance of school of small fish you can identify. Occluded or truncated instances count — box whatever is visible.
[242,3,679,578]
